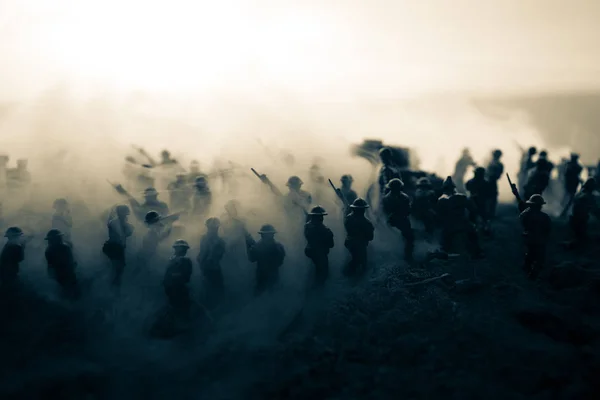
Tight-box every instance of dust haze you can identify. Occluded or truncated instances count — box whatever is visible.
[1,1,599,397]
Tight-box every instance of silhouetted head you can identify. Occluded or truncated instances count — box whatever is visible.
[474,167,486,179]
[225,200,240,218]
[528,147,537,156]
[570,153,579,161]
[16,159,28,170]
[308,205,327,223]
[416,177,432,188]
[53,198,69,211]
[258,224,277,240]
[286,176,303,191]
[442,176,456,193]
[386,178,404,193]
[44,229,64,245]
[172,239,190,256]
[143,187,159,200]
[115,205,130,219]
[161,150,170,160]
[539,150,548,159]
[195,176,208,189]
[492,149,503,159]
[205,217,221,233]
[341,174,353,187]
[144,211,161,225]
[190,160,200,174]
[526,194,546,210]
[350,198,369,214]
[4,226,23,240]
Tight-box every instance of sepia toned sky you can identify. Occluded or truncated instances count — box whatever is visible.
[1,0,600,100]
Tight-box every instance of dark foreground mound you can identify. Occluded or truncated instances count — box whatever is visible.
[1,204,600,399]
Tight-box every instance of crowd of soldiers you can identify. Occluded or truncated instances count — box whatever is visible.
[1,145,599,332]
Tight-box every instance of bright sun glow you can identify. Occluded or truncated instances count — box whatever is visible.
[45,0,339,94]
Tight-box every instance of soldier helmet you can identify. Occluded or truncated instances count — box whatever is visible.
[53,198,68,209]
[416,177,431,188]
[161,150,170,157]
[286,176,303,187]
[225,199,240,209]
[144,211,161,225]
[492,149,503,157]
[308,205,328,216]
[474,166,486,176]
[115,204,130,217]
[195,175,207,183]
[386,178,404,191]
[144,187,158,196]
[350,198,370,209]
[172,239,190,249]
[570,152,579,160]
[44,229,64,240]
[258,224,277,234]
[528,146,537,155]
[205,217,221,229]
[379,147,392,159]
[340,174,353,183]
[4,227,23,238]
[582,178,596,190]
[539,150,548,158]
[442,176,456,190]
[526,194,546,206]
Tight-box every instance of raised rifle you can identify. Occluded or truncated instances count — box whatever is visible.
[506,173,522,203]
[107,180,141,209]
[328,178,349,209]
[250,168,282,196]
[251,168,308,217]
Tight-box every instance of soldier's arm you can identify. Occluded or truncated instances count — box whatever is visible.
[246,239,258,262]
[214,239,226,262]
[44,249,52,267]
[183,259,193,283]
[327,228,334,249]
[366,222,375,242]
[279,244,286,263]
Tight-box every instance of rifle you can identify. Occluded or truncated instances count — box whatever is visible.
[107,180,141,209]
[159,211,184,224]
[131,145,158,167]
[328,178,349,209]
[250,168,308,217]
[506,173,522,203]
[250,168,282,196]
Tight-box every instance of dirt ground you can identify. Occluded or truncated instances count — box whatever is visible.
[1,203,599,399]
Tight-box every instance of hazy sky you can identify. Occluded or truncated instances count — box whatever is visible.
[1,0,600,100]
